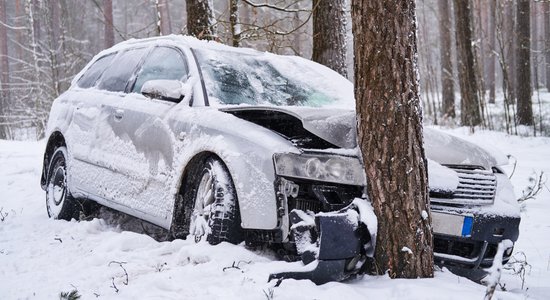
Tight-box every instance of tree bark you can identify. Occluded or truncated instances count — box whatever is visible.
[438,0,455,117]
[186,0,215,40]
[103,0,114,48]
[516,0,533,125]
[454,0,482,126]
[0,0,9,139]
[312,0,347,78]
[488,0,496,103]
[352,0,434,278]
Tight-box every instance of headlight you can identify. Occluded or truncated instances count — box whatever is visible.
[273,153,366,186]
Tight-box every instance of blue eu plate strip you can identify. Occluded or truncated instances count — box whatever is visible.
[462,216,474,237]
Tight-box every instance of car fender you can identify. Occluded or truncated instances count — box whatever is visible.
[167,108,299,230]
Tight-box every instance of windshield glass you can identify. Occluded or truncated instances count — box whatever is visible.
[193,48,354,108]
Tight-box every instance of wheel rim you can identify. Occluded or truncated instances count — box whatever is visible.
[51,166,66,206]
[190,168,215,240]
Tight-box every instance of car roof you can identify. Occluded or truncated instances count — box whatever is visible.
[100,34,263,57]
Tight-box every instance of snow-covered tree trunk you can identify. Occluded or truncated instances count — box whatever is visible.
[103,0,114,48]
[352,0,434,278]
[186,0,215,40]
[438,0,455,118]
[516,0,533,126]
[454,0,482,127]
[229,0,240,47]
[312,0,347,78]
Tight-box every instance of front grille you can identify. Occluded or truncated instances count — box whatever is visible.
[430,165,496,206]
[434,237,477,259]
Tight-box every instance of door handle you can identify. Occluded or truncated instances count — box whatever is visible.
[114,109,124,121]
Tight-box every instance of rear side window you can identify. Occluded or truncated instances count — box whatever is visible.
[131,47,189,93]
[77,53,116,88]
[98,47,148,92]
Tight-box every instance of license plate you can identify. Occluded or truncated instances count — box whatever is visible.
[432,212,473,237]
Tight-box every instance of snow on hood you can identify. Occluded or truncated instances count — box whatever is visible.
[423,128,501,170]
[221,106,503,170]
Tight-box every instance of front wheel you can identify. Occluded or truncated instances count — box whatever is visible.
[188,158,243,245]
[45,147,81,220]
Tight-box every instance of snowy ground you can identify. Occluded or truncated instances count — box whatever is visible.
[0,128,549,300]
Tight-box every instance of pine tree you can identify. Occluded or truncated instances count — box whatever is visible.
[352,0,434,278]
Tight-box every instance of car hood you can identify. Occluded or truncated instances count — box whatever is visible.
[220,106,502,169]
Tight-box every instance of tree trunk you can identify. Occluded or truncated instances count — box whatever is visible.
[546,2,550,91]
[454,0,482,126]
[531,2,538,90]
[157,0,172,35]
[47,0,61,97]
[352,0,434,278]
[438,0,455,117]
[516,0,533,125]
[15,0,24,60]
[0,0,9,139]
[229,0,239,47]
[505,1,516,103]
[186,0,215,40]
[488,0,496,103]
[103,0,114,48]
[312,0,347,78]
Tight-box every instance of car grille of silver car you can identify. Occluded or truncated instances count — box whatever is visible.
[430,165,497,206]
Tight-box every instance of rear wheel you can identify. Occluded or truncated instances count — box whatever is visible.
[188,157,243,244]
[45,147,80,220]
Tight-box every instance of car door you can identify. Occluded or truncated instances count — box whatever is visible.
[64,53,118,197]
[77,47,151,208]
[98,46,191,224]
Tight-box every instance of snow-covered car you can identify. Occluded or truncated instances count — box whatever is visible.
[40,35,520,283]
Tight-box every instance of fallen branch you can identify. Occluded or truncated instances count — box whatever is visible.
[108,261,129,293]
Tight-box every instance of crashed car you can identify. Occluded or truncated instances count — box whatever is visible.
[41,35,520,283]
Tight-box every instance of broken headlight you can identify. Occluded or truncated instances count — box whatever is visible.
[273,153,366,186]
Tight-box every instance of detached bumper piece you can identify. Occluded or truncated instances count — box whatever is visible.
[269,208,369,285]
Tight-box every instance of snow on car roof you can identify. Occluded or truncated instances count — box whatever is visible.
[71,35,355,110]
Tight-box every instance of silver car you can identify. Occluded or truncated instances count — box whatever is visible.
[41,36,520,282]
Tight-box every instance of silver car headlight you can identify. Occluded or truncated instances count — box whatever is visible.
[273,153,367,186]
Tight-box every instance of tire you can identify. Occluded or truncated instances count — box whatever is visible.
[188,157,243,245]
[45,147,81,220]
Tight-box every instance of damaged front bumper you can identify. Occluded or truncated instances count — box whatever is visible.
[269,200,374,285]
[432,210,520,280]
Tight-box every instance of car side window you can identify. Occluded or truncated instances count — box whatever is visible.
[77,53,116,89]
[131,47,189,94]
[98,47,149,92]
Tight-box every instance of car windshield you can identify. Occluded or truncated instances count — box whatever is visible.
[193,48,354,108]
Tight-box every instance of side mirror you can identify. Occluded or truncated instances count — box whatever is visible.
[141,79,184,102]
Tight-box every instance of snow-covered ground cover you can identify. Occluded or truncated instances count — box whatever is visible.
[0,128,548,299]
